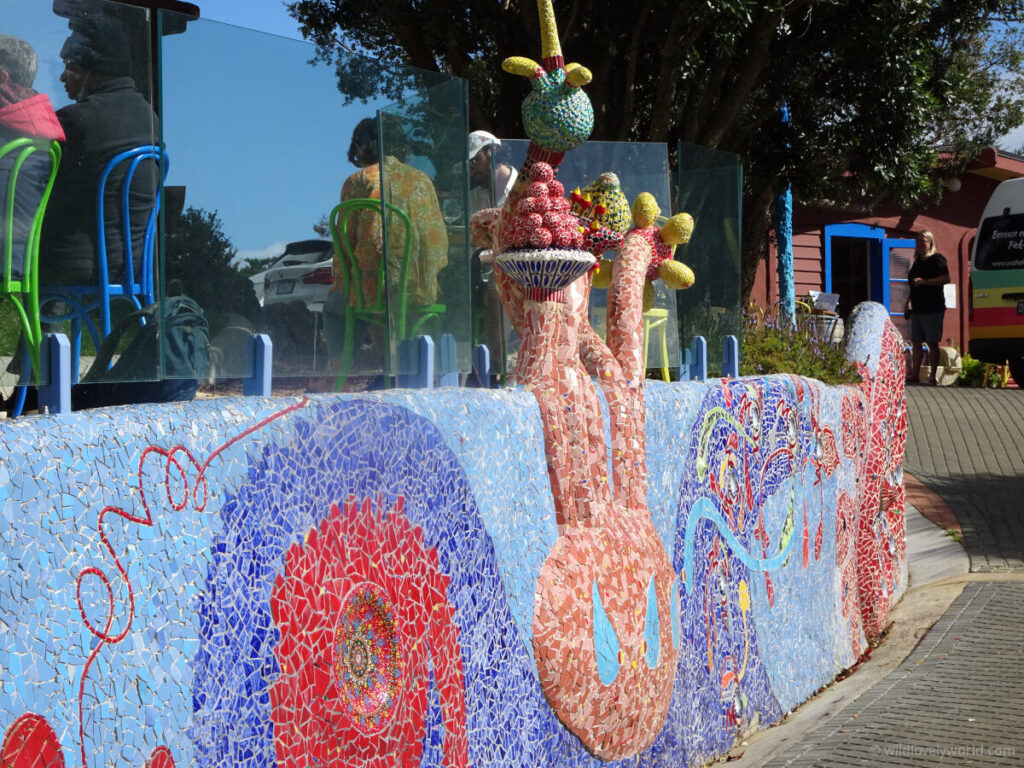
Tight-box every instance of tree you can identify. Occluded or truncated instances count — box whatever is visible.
[164,207,262,329]
[287,0,1024,298]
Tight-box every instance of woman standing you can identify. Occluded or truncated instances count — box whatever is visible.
[904,229,950,385]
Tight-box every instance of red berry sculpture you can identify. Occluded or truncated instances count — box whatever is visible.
[506,163,586,251]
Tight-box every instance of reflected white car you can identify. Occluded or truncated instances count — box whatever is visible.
[261,240,335,311]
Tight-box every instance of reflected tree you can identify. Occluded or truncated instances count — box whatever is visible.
[164,206,262,331]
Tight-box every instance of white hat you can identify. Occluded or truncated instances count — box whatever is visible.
[468,130,500,160]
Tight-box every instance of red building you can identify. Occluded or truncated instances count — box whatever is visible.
[751,147,1024,351]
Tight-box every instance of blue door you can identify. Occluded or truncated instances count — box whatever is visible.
[824,223,913,320]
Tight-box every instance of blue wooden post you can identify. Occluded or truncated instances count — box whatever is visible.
[473,343,492,388]
[38,333,72,415]
[775,101,795,322]
[688,336,708,382]
[398,335,434,389]
[722,335,740,378]
[242,334,273,397]
[438,333,459,387]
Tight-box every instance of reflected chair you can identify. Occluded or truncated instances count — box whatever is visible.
[329,198,446,389]
[1,138,61,403]
[39,145,168,379]
[642,307,671,382]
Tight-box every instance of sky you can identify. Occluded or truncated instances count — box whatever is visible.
[193,1,304,40]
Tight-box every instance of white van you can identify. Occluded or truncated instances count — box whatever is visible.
[969,178,1024,384]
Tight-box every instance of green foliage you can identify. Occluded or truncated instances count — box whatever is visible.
[959,352,986,385]
[0,299,21,361]
[238,255,277,279]
[164,207,261,332]
[958,352,1008,387]
[287,0,1024,300]
[738,309,861,385]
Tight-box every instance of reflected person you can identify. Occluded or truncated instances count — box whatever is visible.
[0,35,65,279]
[468,130,516,211]
[38,16,158,287]
[324,117,448,376]
[468,130,517,380]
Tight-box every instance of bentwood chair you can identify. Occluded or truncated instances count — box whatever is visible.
[1,138,61,412]
[40,145,168,380]
[329,198,446,389]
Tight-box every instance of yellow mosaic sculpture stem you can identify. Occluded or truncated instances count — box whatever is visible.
[537,0,563,65]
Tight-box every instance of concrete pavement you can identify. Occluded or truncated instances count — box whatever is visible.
[718,386,1024,767]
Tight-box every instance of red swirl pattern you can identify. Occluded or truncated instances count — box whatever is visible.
[2,398,309,768]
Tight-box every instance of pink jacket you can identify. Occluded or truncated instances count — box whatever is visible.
[0,91,65,142]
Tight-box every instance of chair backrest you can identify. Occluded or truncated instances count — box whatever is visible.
[329,197,414,337]
[96,145,168,304]
[1,137,61,294]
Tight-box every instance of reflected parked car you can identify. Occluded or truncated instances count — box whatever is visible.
[261,239,335,311]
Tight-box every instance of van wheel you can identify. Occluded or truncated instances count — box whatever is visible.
[1010,359,1024,388]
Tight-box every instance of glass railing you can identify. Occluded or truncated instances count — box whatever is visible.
[371,77,471,378]
[1,0,158,390]
[676,142,743,377]
[1,1,735,401]
[158,11,470,387]
[492,139,682,377]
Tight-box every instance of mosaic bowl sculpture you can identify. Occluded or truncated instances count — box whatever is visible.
[495,248,595,296]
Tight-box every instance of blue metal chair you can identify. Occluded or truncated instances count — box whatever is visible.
[1,138,61,416]
[39,145,168,379]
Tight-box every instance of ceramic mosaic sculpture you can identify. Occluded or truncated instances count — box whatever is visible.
[592,193,696,310]
[570,172,632,235]
[485,0,697,759]
[501,0,593,163]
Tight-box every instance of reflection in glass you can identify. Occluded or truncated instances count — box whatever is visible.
[1,0,159,397]
[467,130,517,377]
[325,116,449,386]
[676,142,743,378]
[159,12,469,385]
[378,78,471,379]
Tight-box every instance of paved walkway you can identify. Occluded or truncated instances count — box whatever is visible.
[730,387,1024,767]
[902,387,1024,572]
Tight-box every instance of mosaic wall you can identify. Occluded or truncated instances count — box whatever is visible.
[0,302,906,768]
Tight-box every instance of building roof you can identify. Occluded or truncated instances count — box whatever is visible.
[966,146,1024,182]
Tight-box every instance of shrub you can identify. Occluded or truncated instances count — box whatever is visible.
[738,306,861,385]
[958,353,1007,388]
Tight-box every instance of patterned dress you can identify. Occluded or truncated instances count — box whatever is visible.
[333,155,449,308]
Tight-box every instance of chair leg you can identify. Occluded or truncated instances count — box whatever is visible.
[11,386,27,418]
[334,310,357,391]
[659,321,670,383]
[71,316,83,384]
[12,334,33,418]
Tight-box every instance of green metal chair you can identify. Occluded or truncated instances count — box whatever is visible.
[329,198,446,389]
[1,137,61,390]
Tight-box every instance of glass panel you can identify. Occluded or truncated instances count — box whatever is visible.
[2,0,158,393]
[676,142,743,378]
[158,12,466,390]
[493,139,680,377]
[375,77,470,379]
